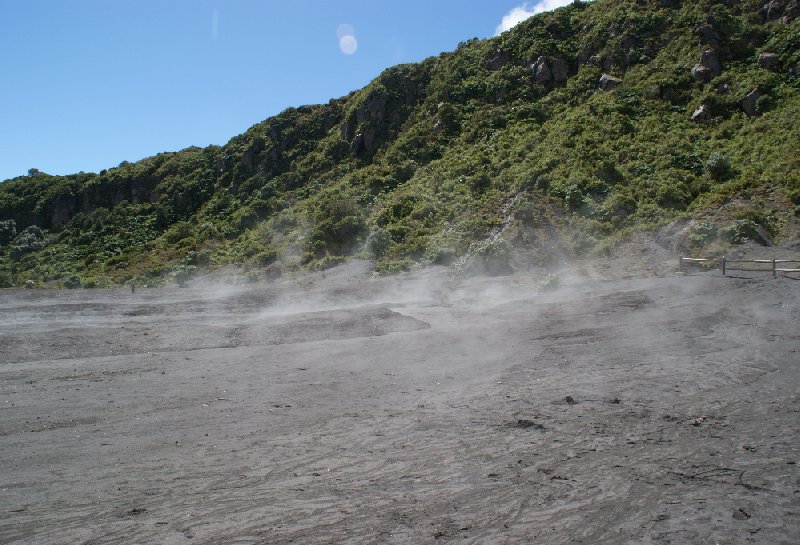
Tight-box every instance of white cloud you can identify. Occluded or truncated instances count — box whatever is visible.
[495,1,576,36]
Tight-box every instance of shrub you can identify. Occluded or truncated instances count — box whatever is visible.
[423,237,457,265]
[254,248,279,267]
[705,152,731,180]
[537,273,560,292]
[0,270,12,288]
[687,221,718,246]
[172,264,198,287]
[449,238,513,278]
[720,219,765,245]
[365,227,391,259]
[0,220,17,246]
[10,226,45,259]
[63,275,82,289]
[81,275,114,288]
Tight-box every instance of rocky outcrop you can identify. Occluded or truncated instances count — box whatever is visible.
[599,73,622,92]
[51,193,77,227]
[758,52,780,69]
[692,49,721,82]
[741,88,762,116]
[530,56,569,83]
[341,88,391,157]
[691,65,713,83]
[531,56,551,83]
[691,104,713,122]
[356,91,387,126]
[488,49,506,70]
[758,0,799,22]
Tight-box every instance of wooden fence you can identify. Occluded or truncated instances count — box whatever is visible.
[679,257,800,278]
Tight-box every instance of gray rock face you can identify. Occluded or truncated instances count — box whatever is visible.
[759,0,783,21]
[488,49,505,70]
[691,64,713,83]
[530,56,569,83]
[51,193,77,227]
[691,104,713,122]
[550,57,569,82]
[692,49,721,82]
[531,56,551,83]
[356,91,386,125]
[758,52,780,69]
[599,73,622,92]
[741,88,763,116]
[700,49,721,76]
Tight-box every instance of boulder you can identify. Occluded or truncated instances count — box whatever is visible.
[530,56,569,83]
[691,104,713,122]
[758,52,780,69]
[741,88,762,117]
[599,73,623,92]
[700,49,721,76]
[530,56,552,83]
[691,64,713,83]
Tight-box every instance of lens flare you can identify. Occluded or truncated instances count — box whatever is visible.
[339,34,357,55]
[336,23,355,40]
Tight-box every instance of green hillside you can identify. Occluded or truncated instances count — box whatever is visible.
[1,0,798,287]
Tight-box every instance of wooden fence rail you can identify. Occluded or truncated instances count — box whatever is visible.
[679,257,800,278]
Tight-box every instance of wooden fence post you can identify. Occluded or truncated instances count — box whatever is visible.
[722,256,726,276]
[773,258,777,278]
[678,257,682,273]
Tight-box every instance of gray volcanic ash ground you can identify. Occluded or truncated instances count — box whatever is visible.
[1,262,798,544]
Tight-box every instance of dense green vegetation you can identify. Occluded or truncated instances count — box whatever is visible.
[1,0,798,287]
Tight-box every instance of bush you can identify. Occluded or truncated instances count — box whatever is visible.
[0,220,17,246]
[721,219,765,245]
[63,275,82,289]
[254,248,279,266]
[81,275,114,288]
[0,270,12,288]
[172,264,198,287]
[537,273,560,292]
[365,227,391,259]
[449,238,513,278]
[705,153,731,180]
[10,226,45,259]
[687,221,718,246]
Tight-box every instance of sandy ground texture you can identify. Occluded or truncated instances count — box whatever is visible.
[1,261,799,544]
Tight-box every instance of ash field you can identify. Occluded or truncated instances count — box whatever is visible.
[1,262,798,544]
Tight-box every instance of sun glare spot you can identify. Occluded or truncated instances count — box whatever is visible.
[339,35,358,55]
[336,23,355,40]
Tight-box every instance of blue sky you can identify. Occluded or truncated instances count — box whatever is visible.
[0,1,572,182]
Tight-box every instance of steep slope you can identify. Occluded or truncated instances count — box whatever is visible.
[1,0,798,287]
